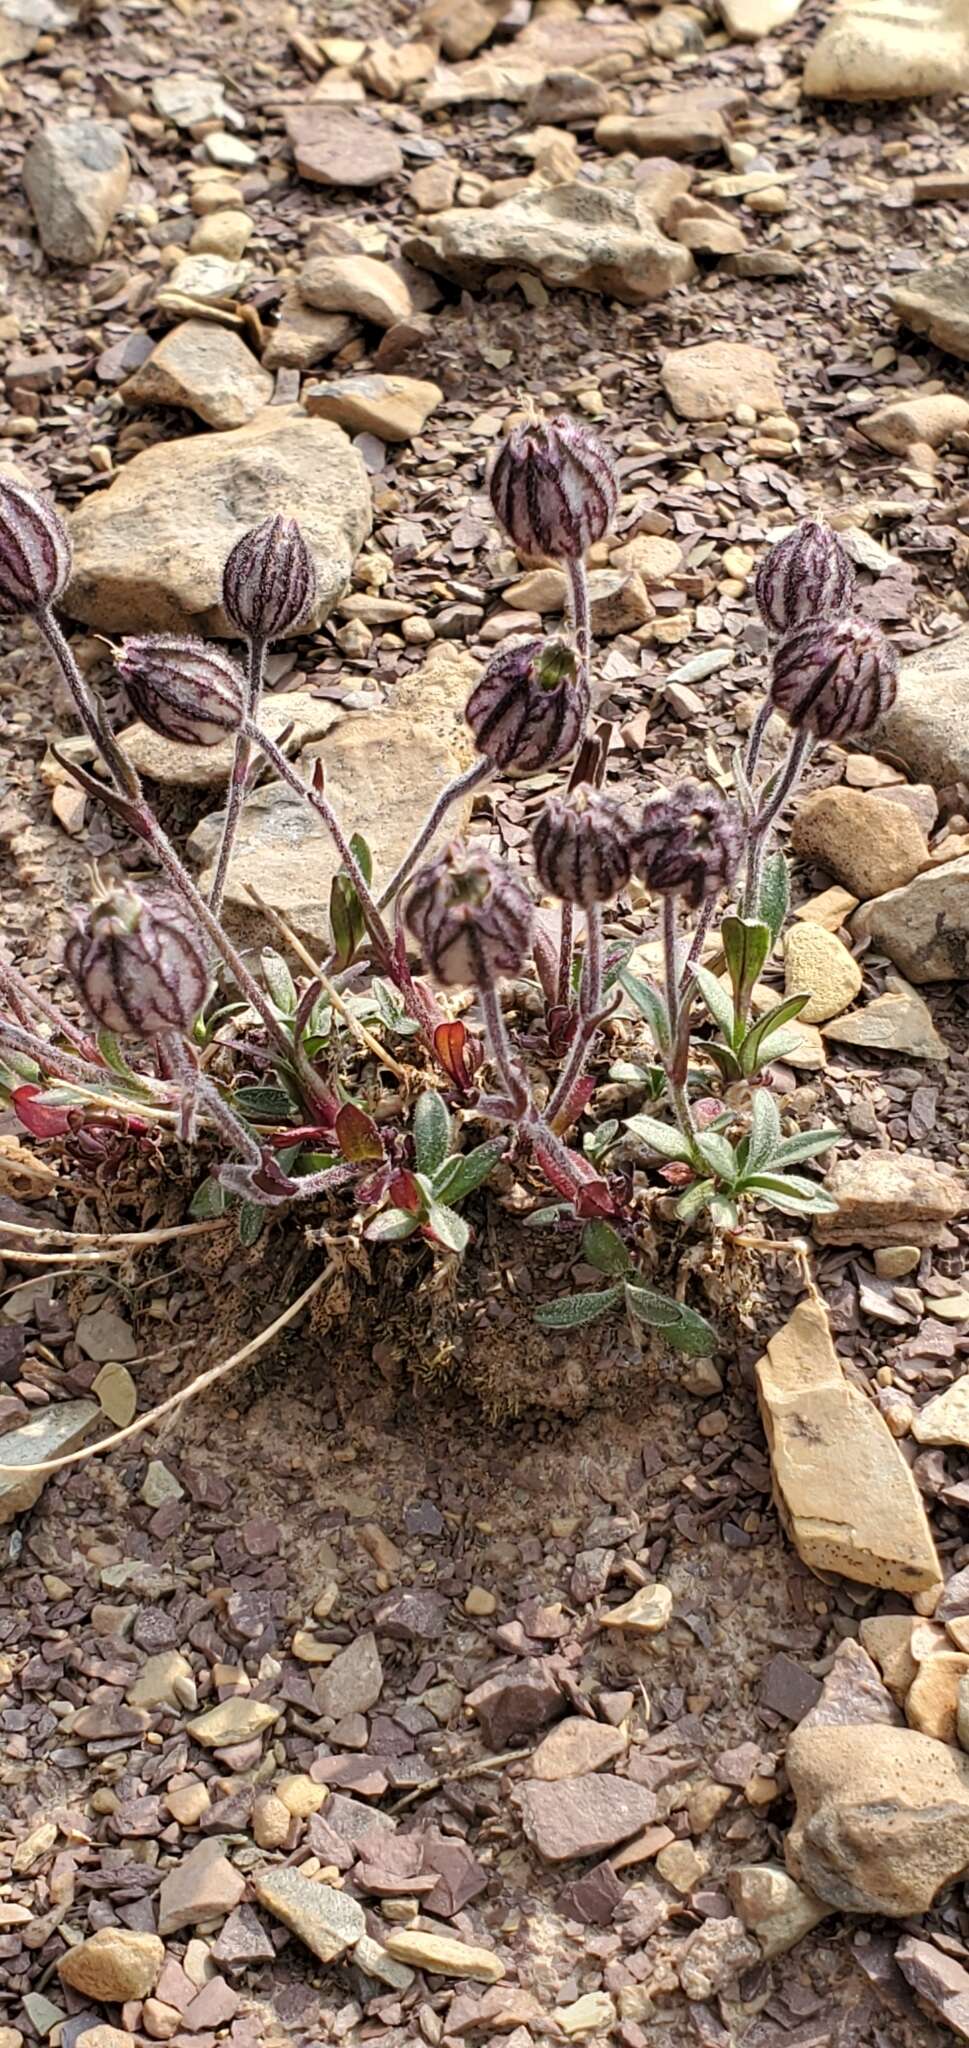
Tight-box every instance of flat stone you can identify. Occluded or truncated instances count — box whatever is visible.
[58,1930,163,2002]
[554,1992,618,2037]
[404,180,693,307]
[804,0,969,100]
[188,1696,279,1746]
[755,1297,941,1591]
[352,1933,416,1990]
[599,1584,672,1635]
[189,709,472,952]
[852,854,969,983]
[157,1839,246,1936]
[127,1651,193,1712]
[152,73,237,127]
[875,630,969,790]
[383,1929,504,1983]
[285,105,403,187]
[822,989,949,1060]
[659,340,783,420]
[727,1863,830,1960]
[891,253,969,361]
[791,787,928,900]
[530,1718,627,1780]
[785,1720,969,1914]
[861,392,969,453]
[814,1150,966,1247]
[263,289,354,372]
[913,1379,969,1449]
[906,1651,969,1742]
[75,2030,136,2048]
[121,321,272,430]
[719,0,804,36]
[252,1867,365,1961]
[299,254,413,329]
[191,208,254,260]
[157,253,251,314]
[0,0,65,64]
[896,1935,969,2041]
[24,120,129,265]
[784,924,862,1024]
[314,1632,383,1719]
[420,0,507,61]
[0,1401,98,1524]
[305,373,442,443]
[515,1774,657,1862]
[93,1363,136,1427]
[75,1306,137,1360]
[119,691,341,792]
[860,1614,919,1697]
[466,1659,564,1748]
[597,104,727,160]
[66,405,370,636]
[801,1637,901,1729]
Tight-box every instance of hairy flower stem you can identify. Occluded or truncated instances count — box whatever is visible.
[0,958,96,1060]
[742,692,773,787]
[0,1017,163,1097]
[580,906,603,1018]
[478,983,530,1119]
[162,1030,265,1164]
[556,900,574,1012]
[662,895,696,1146]
[37,607,139,797]
[244,722,390,955]
[209,636,265,918]
[741,727,813,921]
[375,758,493,912]
[566,556,591,694]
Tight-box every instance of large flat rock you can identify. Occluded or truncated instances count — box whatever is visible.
[0,1400,99,1522]
[404,180,693,306]
[874,628,969,787]
[891,253,969,360]
[804,0,969,100]
[785,1721,969,1915]
[65,406,371,636]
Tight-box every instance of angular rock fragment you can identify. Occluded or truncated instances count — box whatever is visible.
[24,120,129,264]
[785,1720,969,1914]
[814,1152,966,1248]
[404,181,693,306]
[0,1401,98,1524]
[515,1774,657,1862]
[253,1867,365,1961]
[852,857,969,984]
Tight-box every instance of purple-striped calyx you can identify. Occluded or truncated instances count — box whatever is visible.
[489,413,618,564]
[406,843,534,989]
[0,476,72,619]
[769,615,899,741]
[633,781,741,910]
[65,886,211,1039]
[221,515,317,643]
[118,635,245,747]
[532,786,633,907]
[754,519,856,637]
[465,638,588,773]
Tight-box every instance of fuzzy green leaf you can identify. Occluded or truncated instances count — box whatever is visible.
[413,1090,451,1178]
[745,1172,839,1216]
[432,1137,505,1206]
[722,916,772,1015]
[770,1126,840,1168]
[675,1177,716,1223]
[746,1088,782,1175]
[367,1207,420,1243]
[759,849,790,943]
[739,993,809,1075]
[668,1304,718,1358]
[625,1113,693,1163]
[693,1130,738,1182]
[190,1174,227,1219]
[623,1279,681,1328]
[583,1221,633,1276]
[694,966,736,1042]
[425,1200,470,1254]
[618,967,671,1054]
[534,1285,623,1330]
[260,948,297,1015]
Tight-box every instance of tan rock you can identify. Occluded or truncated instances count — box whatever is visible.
[814,1151,966,1248]
[784,923,862,1024]
[719,0,804,36]
[190,209,253,260]
[276,1773,327,1817]
[121,321,272,430]
[655,1839,709,1893]
[66,406,370,637]
[793,885,860,930]
[263,289,354,372]
[755,1297,941,1591]
[359,36,436,97]
[860,392,969,453]
[157,1838,245,1936]
[860,1613,918,1698]
[599,1584,672,1634]
[127,1652,193,1712]
[384,1929,505,1983]
[804,0,969,100]
[791,787,927,900]
[554,1992,617,2038]
[253,1867,364,1959]
[727,1861,830,1960]
[305,372,442,443]
[284,105,403,187]
[404,180,693,306]
[0,1401,98,1524]
[610,534,683,583]
[119,690,341,791]
[906,1652,969,1742]
[164,1781,210,1826]
[785,1720,969,1914]
[299,254,412,329]
[252,1789,291,1849]
[188,1695,279,1747]
[822,988,949,1060]
[420,0,507,60]
[874,627,969,789]
[58,1930,163,2002]
[891,254,969,362]
[912,1378,969,1449]
[24,120,129,265]
[851,855,969,983]
[0,0,66,66]
[659,340,783,420]
[530,1717,627,1780]
[874,1244,920,1278]
[75,2030,136,2048]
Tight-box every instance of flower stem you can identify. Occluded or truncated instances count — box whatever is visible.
[375,757,493,912]
[556,900,574,1012]
[478,982,530,1118]
[244,720,391,961]
[741,727,812,920]
[37,606,141,799]
[0,1017,159,1096]
[579,904,603,1019]
[209,636,265,919]
[743,692,773,786]
[0,957,96,1060]
[662,895,695,1146]
[565,556,591,694]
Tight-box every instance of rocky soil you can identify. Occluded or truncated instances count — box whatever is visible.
[2,0,969,2046]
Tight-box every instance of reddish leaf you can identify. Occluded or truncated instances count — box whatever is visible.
[13,1086,72,1138]
[550,1074,595,1134]
[335,1101,384,1163]
[433,1019,478,1092]
[532,1136,617,1217]
[388,1169,423,1213]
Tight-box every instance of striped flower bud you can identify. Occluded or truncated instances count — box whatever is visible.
[65,887,211,1039]
[222,515,317,642]
[754,519,856,637]
[0,475,72,619]
[406,843,534,989]
[532,787,633,908]
[489,414,618,564]
[769,615,899,742]
[118,635,245,747]
[632,781,741,910]
[465,638,588,773]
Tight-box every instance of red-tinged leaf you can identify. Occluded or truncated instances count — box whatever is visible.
[659,1160,696,1186]
[266,1122,337,1150]
[355,1165,392,1205]
[574,1177,617,1218]
[433,1019,472,1089]
[12,1086,72,1138]
[312,756,326,793]
[693,1097,725,1128]
[531,1137,616,1216]
[550,1074,596,1135]
[388,1168,423,1213]
[335,1101,384,1163]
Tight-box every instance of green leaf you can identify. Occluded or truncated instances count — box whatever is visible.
[582,1221,633,1276]
[623,1279,681,1327]
[745,1027,803,1071]
[721,916,772,1016]
[413,1090,451,1177]
[707,1194,739,1230]
[96,1031,157,1097]
[694,966,736,1042]
[771,1125,840,1168]
[335,1102,384,1162]
[523,1203,570,1228]
[618,967,671,1054]
[370,977,420,1038]
[425,1200,470,1254]
[351,832,373,887]
[238,1201,266,1247]
[583,1119,619,1165]
[746,1088,782,1175]
[602,940,635,995]
[624,1113,693,1163]
[534,1285,623,1330]
[190,1174,227,1219]
[704,1041,742,1084]
[329,872,364,974]
[759,849,790,943]
[739,993,809,1075]
[745,1172,839,1216]
[675,1177,716,1223]
[367,1207,420,1242]
[233,1085,296,1122]
[432,1137,505,1206]
[693,1130,738,1182]
[260,948,297,1015]
[668,1304,718,1358]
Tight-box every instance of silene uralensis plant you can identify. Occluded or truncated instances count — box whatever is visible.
[0,430,899,1365]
